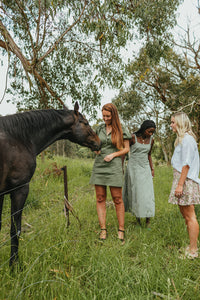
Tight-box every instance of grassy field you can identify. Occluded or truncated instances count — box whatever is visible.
[0,156,200,300]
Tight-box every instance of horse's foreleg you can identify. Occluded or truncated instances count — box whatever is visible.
[0,195,4,231]
[10,185,29,266]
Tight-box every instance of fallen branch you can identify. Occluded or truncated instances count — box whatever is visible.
[64,195,81,229]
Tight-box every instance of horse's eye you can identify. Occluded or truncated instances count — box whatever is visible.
[83,120,88,125]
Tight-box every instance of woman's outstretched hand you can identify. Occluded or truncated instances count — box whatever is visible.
[104,154,114,162]
[95,150,101,155]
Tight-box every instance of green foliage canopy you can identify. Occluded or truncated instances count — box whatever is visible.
[126,47,200,134]
[0,0,181,116]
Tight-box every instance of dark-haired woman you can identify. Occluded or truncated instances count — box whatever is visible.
[90,103,132,242]
[123,120,156,227]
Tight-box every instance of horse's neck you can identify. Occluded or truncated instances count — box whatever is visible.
[35,130,70,155]
[33,111,74,155]
[0,109,75,155]
[35,131,63,155]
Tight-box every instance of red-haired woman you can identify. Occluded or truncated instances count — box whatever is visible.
[90,103,131,242]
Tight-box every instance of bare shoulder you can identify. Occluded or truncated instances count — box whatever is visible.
[132,134,136,144]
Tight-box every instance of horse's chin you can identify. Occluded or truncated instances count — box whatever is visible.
[81,141,101,151]
[90,144,101,151]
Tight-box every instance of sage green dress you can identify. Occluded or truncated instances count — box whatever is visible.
[123,134,155,217]
[90,123,132,187]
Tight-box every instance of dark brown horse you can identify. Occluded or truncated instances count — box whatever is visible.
[0,102,101,266]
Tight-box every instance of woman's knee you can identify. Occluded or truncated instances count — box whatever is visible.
[183,211,198,226]
[110,187,123,205]
[95,185,106,203]
[96,193,106,203]
[187,214,198,225]
[112,196,123,205]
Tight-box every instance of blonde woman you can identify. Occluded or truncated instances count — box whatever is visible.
[169,112,200,258]
[90,103,131,242]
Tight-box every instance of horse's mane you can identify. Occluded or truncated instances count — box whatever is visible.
[0,109,69,143]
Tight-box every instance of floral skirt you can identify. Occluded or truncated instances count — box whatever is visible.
[168,169,200,206]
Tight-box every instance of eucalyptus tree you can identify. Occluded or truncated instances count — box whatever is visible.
[128,48,200,130]
[0,0,181,116]
[114,44,200,162]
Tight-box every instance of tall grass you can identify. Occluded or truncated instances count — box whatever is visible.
[0,157,200,299]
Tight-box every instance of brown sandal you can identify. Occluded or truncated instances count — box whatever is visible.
[99,228,107,240]
[118,229,125,244]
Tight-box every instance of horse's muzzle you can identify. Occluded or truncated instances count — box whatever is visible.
[93,140,102,151]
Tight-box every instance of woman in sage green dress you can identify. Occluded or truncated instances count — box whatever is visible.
[90,103,131,242]
[123,120,156,227]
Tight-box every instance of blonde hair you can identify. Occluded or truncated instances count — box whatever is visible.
[172,112,196,146]
[102,103,124,150]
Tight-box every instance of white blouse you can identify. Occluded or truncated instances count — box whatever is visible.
[171,133,200,184]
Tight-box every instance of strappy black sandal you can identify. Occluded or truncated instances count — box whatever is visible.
[118,229,125,244]
[99,228,107,240]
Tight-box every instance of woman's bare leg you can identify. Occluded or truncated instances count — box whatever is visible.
[110,186,125,240]
[95,185,107,239]
[179,205,199,253]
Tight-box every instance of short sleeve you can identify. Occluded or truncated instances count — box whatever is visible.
[95,123,104,135]
[122,125,132,140]
[181,136,196,167]
[95,126,99,135]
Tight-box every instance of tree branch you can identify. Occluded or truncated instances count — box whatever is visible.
[38,1,88,63]
[0,20,31,71]
[33,68,65,106]
[142,79,168,103]
[35,0,42,49]
[15,0,35,56]
[0,40,10,104]
[0,19,64,107]
[38,9,49,52]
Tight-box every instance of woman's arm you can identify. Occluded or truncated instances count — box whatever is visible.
[148,139,154,177]
[175,165,190,198]
[130,134,135,146]
[104,139,130,162]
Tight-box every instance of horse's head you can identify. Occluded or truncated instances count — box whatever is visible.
[65,102,101,151]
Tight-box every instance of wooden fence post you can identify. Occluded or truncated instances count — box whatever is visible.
[61,165,81,229]
[61,166,70,227]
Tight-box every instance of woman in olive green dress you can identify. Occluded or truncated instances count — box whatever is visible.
[90,103,131,242]
[123,120,156,227]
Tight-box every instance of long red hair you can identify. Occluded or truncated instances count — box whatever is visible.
[102,103,124,150]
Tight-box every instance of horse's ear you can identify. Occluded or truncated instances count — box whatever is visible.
[74,101,79,115]
[63,104,68,110]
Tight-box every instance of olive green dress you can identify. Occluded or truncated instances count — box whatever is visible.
[123,134,155,217]
[90,124,132,187]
